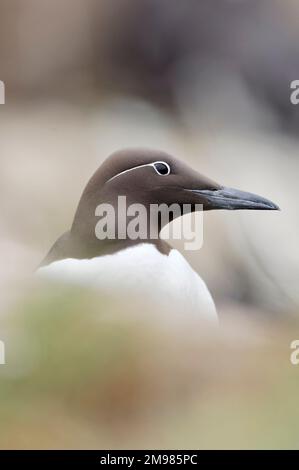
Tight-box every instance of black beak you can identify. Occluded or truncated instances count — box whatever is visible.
[189,187,280,211]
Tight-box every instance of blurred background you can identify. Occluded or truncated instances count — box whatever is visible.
[0,0,299,449]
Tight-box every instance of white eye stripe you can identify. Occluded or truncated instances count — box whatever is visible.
[107,163,152,183]
[107,161,170,183]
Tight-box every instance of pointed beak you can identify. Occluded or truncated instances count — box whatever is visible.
[188,187,280,211]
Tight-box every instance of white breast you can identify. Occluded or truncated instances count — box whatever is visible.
[37,244,218,323]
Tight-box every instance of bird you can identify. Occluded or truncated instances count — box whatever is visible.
[37,148,279,323]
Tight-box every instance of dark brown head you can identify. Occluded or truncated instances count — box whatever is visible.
[41,147,280,265]
[71,147,279,238]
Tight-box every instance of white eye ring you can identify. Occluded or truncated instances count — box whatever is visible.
[107,160,171,183]
[153,161,171,176]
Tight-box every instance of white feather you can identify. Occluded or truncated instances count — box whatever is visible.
[37,244,218,323]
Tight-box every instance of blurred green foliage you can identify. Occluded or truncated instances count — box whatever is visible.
[0,283,298,449]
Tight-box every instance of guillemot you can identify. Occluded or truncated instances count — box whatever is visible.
[37,148,279,322]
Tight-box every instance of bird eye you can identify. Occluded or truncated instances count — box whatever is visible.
[153,161,171,176]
